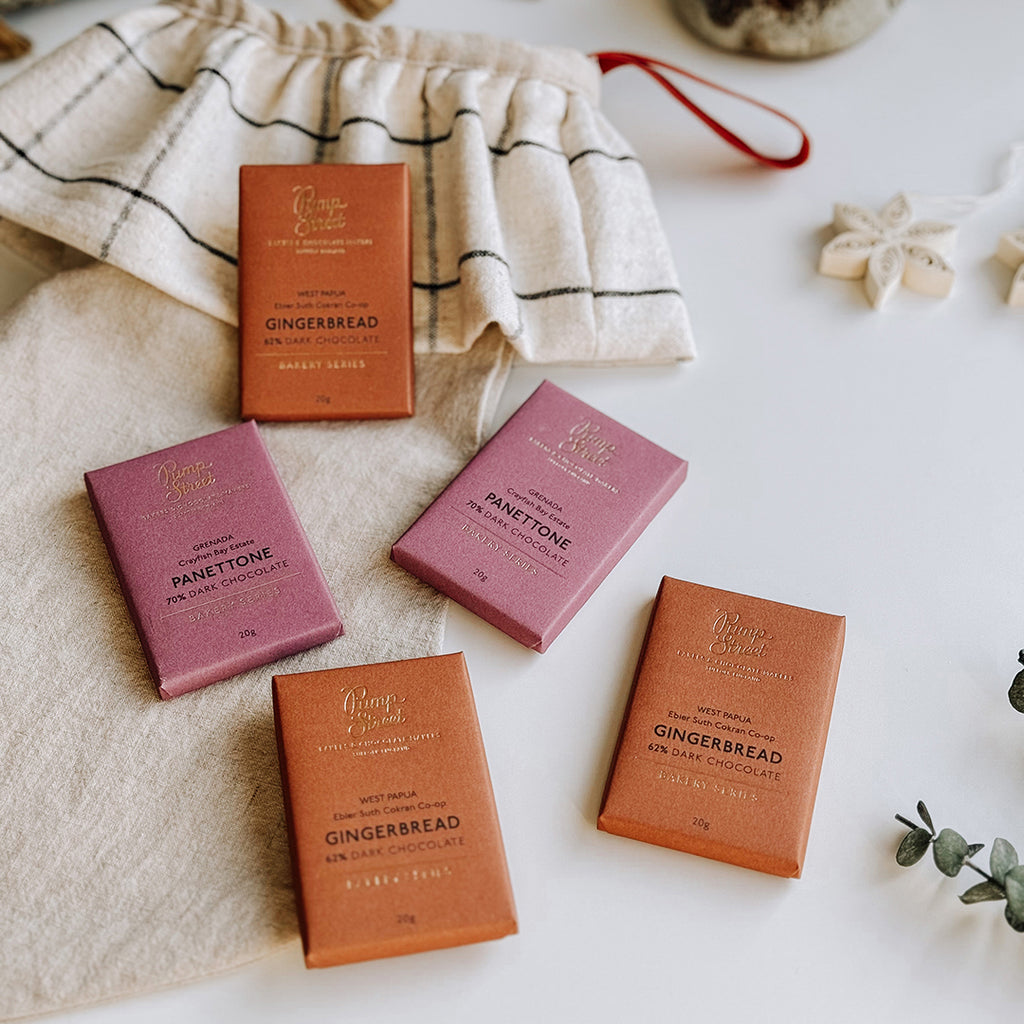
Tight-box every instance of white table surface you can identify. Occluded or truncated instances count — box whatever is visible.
[4,1,1024,1021]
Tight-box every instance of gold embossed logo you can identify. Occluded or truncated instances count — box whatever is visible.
[156,459,215,503]
[709,611,773,658]
[342,685,407,738]
[558,419,617,466]
[291,184,347,236]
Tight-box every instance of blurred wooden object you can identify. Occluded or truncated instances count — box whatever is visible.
[337,0,394,19]
[0,17,30,60]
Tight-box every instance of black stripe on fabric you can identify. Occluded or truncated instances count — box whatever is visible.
[523,285,682,300]
[99,32,248,261]
[413,280,682,300]
[97,22,186,95]
[413,250,681,300]
[459,248,511,270]
[421,92,440,352]
[418,277,461,293]
[492,106,514,173]
[314,57,341,163]
[96,22,637,165]
[486,116,527,339]
[99,22,315,136]
[2,15,187,175]
[339,110,480,148]
[491,137,565,160]
[568,148,638,166]
[593,287,682,298]
[0,126,236,264]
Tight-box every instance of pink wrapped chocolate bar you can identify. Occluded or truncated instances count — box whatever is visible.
[392,381,687,651]
[85,421,342,699]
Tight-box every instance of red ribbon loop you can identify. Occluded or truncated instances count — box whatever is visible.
[593,51,811,170]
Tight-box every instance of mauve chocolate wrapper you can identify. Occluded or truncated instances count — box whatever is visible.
[391,380,687,651]
[85,420,342,699]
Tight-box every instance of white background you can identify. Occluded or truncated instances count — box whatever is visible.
[4,1,1024,1021]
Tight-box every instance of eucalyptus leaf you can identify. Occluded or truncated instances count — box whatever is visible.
[1004,864,1024,885]
[896,827,932,867]
[959,881,1006,904]
[1003,870,1024,918]
[1005,905,1024,932]
[990,838,1018,884]
[933,828,969,877]
[966,843,986,859]
[916,801,935,834]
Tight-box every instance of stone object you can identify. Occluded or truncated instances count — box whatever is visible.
[670,0,902,59]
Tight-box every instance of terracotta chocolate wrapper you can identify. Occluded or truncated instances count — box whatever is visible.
[273,653,517,968]
[598,577,845,877]
[239,163,413,421]
[391,381,687,651]
[84,421,343,700]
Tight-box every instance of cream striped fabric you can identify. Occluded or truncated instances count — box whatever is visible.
[0,0,694,363]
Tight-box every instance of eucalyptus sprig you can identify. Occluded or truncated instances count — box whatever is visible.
[895,801,1024,931]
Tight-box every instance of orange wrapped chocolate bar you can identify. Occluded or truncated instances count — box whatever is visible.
[273,653,517,967]
[239,163,413,421]
[599,577,845,878]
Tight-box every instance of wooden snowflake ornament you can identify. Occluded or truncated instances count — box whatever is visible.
[819,194,957,309]
[995,230,1024,306]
